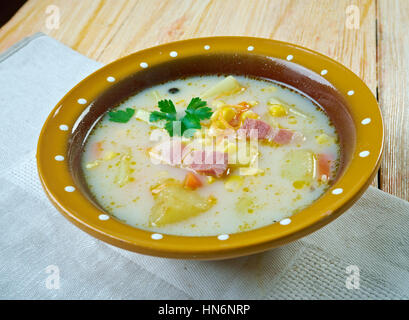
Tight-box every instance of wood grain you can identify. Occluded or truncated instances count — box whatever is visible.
[377,0,409,200]
[0,0,387,191]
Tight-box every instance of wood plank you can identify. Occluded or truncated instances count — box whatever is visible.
[377,0,409,200]
[0,0,379,188]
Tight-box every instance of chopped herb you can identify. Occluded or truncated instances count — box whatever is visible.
[185,97,213,120]
[149,97,212,136]
[108,108,135,123]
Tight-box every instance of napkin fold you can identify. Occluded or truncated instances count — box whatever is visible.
[1,33,408,299]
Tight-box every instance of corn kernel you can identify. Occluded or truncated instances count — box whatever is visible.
[212,120,228,130]
[269,105,287,117]
[207,176,215,184]
[220,107,236,123]
[293,180,306,189]
[288,116,297,124]
[210,109,221,120]
[240,110,260,122]
[225,142,237,154]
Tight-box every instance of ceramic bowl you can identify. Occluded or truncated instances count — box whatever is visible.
[37,37,383,260]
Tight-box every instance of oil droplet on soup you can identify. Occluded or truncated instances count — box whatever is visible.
[82,75,340,236]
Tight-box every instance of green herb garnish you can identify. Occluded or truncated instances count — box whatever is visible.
[149,97,212,136]
[108,108,135,123]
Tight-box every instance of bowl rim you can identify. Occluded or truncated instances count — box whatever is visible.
[36,36,384,260]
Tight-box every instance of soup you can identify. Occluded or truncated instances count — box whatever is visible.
[81,75,340,236]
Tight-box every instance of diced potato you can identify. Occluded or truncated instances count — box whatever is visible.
[281,150,316,183]
[229,140,258,167]
[316,133,335,146]
[239,167,264,176]
[135,109,165,128]
[114,154,133,187]
[201,76,241,98]
[288,106,310,119]
[149,179,216,226]
[268,105,287,117]
[224,175,244,192]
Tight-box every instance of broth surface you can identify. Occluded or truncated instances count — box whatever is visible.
[82,75,340,236]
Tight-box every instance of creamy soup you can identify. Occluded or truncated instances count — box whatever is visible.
[82,75,340,236]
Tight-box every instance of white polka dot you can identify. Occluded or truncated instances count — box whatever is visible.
[347,90,355,96]
[140,62,148,68]
[106,76,116,82]
[217,234,229,240]
[151,233,163,240]
[59,124,69,131]
[361,118,371,125]
[77,98,87,104]
[280,218,291,225]
[64,186,75,192]
[99,214,110,221]
[170,51,178,57]
[359,151,370,158]
[204,45,210,50]
[321,69,328,75]
[247,46,254,51]
[54,155,64,161]
[332,188,343,195]
[286,55,293,61]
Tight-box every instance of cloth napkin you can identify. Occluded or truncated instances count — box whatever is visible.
[1,33,408,300]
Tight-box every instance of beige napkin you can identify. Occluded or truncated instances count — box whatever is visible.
[1,33,408,299]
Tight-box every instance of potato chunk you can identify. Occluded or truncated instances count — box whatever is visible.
[149,179,216,226]
[281,150,315,184]
[201,76,241,98]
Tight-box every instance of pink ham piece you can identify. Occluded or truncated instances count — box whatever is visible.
[184,150,229,177]
[272,128,294,144]
[240,118,272,139]
[240,118,299,145]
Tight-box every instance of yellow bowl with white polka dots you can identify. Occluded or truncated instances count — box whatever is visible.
[37,37,383,260]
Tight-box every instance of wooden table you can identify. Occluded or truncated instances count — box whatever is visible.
[0,0,407,200]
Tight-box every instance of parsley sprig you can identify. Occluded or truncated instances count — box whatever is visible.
[149,97,212,136]
[108,108,135,123]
